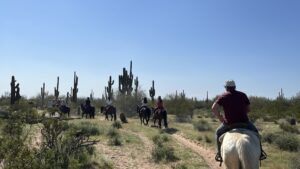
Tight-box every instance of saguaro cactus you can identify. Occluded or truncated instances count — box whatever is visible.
[54,77,59,101]
[41,83,45,108]
[149,80,155,101]
[66,92,70,105]
[72,72,79,103]
[134,76,139,94]
[90,90,94,101]
[10,76,21,105]
[118,61,133,95]
[105,76,114,100]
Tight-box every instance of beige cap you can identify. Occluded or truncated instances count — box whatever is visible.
[225,80,236,87]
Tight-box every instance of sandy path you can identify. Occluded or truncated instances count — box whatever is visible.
[96,129,169,169]
[172,133,225,169]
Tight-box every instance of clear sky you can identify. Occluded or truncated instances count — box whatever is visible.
[1,0,299,99]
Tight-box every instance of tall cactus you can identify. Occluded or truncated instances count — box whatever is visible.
[72,72,79,103]
[105,76,114,100]
[90,90,94,101]
[118,61,133,95]
[66,92,70,105]
[54,76,59,101]
[180,90,185,99]
[149,80,155,101]
[134,76,139,99]
[134,76,139,94]
[10,76,21,105]
[10,76,16,105]
[41,83,45,108]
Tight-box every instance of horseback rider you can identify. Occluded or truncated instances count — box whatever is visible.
[85,97,92,112]
[106,97,113,111]
[156,96,168,128]
[211,80,266,162]
[141,97,148,108]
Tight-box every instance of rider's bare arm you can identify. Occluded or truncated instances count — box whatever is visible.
[211,102,226,123]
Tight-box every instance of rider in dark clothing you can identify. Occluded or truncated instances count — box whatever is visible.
[212,80,266,162]
[85,97,91,111]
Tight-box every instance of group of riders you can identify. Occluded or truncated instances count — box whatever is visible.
[54,80,267,164]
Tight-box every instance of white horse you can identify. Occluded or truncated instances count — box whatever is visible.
[221,129,261,169]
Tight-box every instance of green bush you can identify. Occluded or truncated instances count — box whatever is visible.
[107,127,119,138]
[112,121,122,129]
[289,152,300,169]
[70,122,102,136]
[204,135,212,143]
[172,163,188,169]
[152,134,169,147]
[193,120,211,131]
[262,132,277,144]
[175,115,192,123]
[152,145,178,162]
[107,127,122,146]
[274,133,299,152]
[279,123,299,134]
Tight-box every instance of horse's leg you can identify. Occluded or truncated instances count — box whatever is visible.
[158,117,162,128]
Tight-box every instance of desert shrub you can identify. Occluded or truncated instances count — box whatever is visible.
[152,134,169,146]
[175,115,192,123]
[193,120,211,131]
[107,127,122,146]
[262,132,277,144]
[197,136,203,142]
[97,159,114,169]
[108,135,122,146]
[164,93,194,118]
[70,122,102,136]
[107,128,119,138]
[172,163,188,169]
[112,121,123,129]
[204,135,212,143]
[152,145,178,162]
[289,152,300,169]
[274,133,299,152]
[279,123,299,134]
[152,134,178,162]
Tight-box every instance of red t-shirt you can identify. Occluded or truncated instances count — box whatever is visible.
[216,90,250,125]
[157,101,164,109]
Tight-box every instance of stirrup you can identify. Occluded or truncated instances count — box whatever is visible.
[260,150,267,160]
[215,153,223,162]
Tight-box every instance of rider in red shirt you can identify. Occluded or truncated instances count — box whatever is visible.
[156,96,168,128]
[212,80,266,162]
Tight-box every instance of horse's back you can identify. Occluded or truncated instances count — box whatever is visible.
[222,129,260,169]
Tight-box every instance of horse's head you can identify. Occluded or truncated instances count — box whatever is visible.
[136,105,140,113]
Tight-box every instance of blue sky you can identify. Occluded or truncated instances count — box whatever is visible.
[1,0,299,99]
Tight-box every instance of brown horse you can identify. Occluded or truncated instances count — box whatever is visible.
[152,108,168,128]
[101,106,117,121]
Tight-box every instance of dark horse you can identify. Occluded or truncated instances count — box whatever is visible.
[137,105,151,125]
[59,105,70,117]
[152,108,168,128]
[100,106,117,121]
[80,104,95,119]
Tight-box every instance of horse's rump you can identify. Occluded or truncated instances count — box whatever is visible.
[221,129,260,169]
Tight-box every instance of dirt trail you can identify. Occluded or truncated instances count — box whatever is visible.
[172,133,225,169]
[96,129,169,169]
